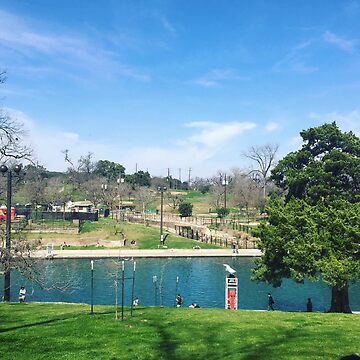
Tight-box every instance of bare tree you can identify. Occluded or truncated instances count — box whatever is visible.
[82,178,103,207]
[134,187,155,224]
[0,72,32,162]
[62,150,96,191]
[231,169,262,223]
[166,192,183,211]
[243,144,279,199]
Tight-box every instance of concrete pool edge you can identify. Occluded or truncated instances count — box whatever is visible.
[33,248,262,259]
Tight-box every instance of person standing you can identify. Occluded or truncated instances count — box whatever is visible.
[306,298,313,312]
[19,286,26,302]
[176,293,183,307]
[267,292,275,311]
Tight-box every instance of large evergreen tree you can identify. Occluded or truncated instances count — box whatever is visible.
[254,123,360,312]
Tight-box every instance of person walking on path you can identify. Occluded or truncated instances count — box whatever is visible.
[267,293,275,311]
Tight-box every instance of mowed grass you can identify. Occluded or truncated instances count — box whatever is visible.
[0,303,359,360]
[25,218,221,250]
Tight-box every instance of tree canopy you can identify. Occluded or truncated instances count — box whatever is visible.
[94,160,125,182]
[255,123,360,312]
[253,199,360,310]
[271,122,360,204]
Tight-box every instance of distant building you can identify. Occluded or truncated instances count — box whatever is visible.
[66,201,95,213]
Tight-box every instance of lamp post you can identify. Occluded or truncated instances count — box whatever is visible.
[222,174,229,210]
[117,177,124,221]
[157,187,166,247]
[101,183,108,217]
[0,164,22,302]
[90,260,94,314]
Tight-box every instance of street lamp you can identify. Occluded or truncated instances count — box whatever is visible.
[157,186,166,247]
[90,260,94,314]
[117,177,124,221]
[0,163,22,302]
[222,174,229,210]
[101,183,108,217]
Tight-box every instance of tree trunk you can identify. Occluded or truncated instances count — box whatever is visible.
[328,284,352,313]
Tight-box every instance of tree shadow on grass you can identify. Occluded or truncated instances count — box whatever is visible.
[150,321,179,360]
[0,313,81,334]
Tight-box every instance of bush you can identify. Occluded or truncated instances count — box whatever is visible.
[179,202,193,217]
[216,207,230,218]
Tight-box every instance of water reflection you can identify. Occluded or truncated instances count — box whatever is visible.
[4,257,360,312]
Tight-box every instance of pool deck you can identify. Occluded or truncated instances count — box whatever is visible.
[34,248,261,259]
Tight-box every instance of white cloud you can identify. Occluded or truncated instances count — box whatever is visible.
[265,122,280,132]
[193,68,250,88]
[309,110,360,135]
[182,121,256,148]
[0,9,150,82]
[323,31,356,53]
[5,108,257,177]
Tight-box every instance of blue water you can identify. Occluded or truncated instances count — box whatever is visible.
[3,257,360,312]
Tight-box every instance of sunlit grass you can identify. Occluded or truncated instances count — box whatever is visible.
[24,218,221,250]
[0,303,359,360]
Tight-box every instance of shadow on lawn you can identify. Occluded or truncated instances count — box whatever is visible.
[0,309,116,334]
[151,321,179,359]
[0,315,76,334]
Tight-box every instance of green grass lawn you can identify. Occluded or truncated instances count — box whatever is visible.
[25,218,221,250]
[0,303,358,360]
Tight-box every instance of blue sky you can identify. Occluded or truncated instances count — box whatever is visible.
[1,0,360,177]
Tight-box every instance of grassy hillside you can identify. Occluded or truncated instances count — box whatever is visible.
[24,218,221,250]
[0,303,358,359]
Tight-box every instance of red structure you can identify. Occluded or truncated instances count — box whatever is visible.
[225,274,238,310]
[0,206,15,221]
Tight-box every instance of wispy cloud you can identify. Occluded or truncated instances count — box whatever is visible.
[309,110,360,135]
[161,16,177,37]
[265,122,280,132]
[273,40,318,74]
[181,121,256,148]
[7,108,257,176]
[193,69,250,88]
[0,9,150,82]
[323,31,356,53]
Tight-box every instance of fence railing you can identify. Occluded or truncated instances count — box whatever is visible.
[126,214,257,249]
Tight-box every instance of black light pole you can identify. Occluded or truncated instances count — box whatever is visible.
[222,174,228,210]
[1,164,21,302]
[130,260,136,316]
[121,260,125,321]
[158,187,166,247]
[90,260,94,314]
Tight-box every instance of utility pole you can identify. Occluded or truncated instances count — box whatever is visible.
[188,168,192,188]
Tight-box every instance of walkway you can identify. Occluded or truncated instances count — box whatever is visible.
[34,248,261,259]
